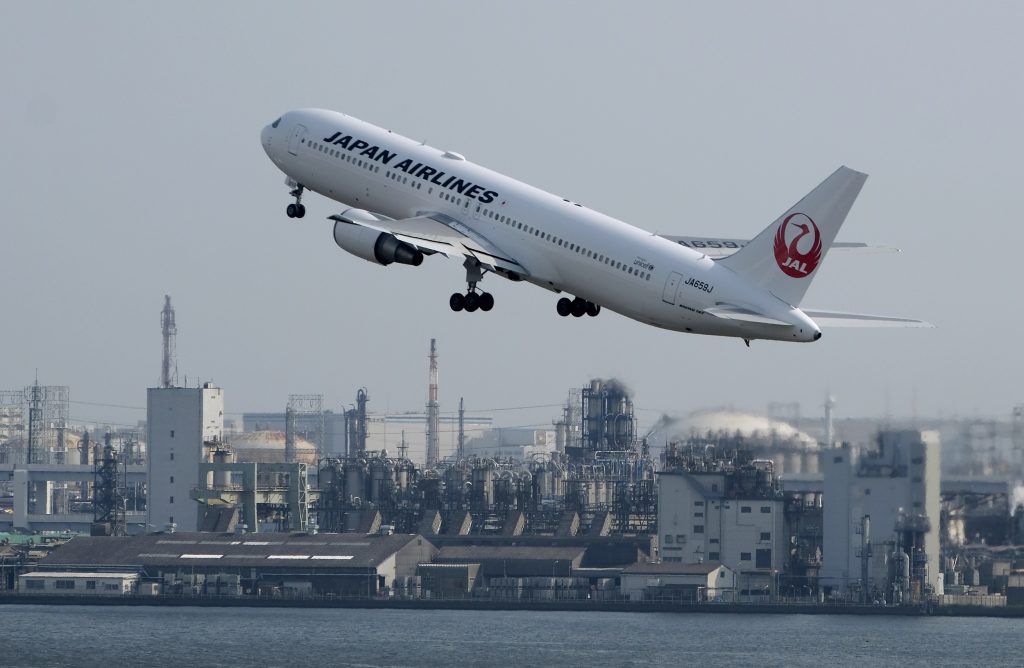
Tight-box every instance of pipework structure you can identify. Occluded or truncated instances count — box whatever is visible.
[92,432,127,536]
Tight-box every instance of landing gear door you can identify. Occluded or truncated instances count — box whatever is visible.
[662,272,683,304]
[288,124,306,156]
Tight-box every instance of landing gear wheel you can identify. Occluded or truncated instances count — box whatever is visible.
[286,203,298,218]
[449,293,465,312]
[464,292,480,312]
[556,297,573,317]
[570,298,587,317]
[479,292,494,312]
[295,203,306,218]
[586,302,601,317]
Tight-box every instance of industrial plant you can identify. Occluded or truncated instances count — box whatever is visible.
[3,296,1024,611]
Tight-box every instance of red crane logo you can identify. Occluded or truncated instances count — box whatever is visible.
[773,213,822,278]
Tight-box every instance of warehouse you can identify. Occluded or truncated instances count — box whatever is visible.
[36,532,436,597]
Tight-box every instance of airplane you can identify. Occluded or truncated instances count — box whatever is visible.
[260,109,930,345]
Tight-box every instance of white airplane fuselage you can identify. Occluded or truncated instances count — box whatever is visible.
[261,109,821,343]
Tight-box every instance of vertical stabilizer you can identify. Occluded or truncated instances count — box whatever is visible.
[719,166,867,306]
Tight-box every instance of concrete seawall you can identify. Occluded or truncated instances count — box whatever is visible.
[2,594,1021,618]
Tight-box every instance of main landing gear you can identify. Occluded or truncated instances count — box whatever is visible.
[450,258,494,313]
[285,184,306,218]
[557,297,600,318]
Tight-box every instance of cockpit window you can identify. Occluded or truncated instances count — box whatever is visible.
[271,117,281,128]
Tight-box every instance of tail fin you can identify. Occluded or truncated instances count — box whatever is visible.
[718,166,868,306]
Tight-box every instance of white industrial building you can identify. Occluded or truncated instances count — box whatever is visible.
[146,384,224,533]
[463,428,557,460]
[657,465,787,596]
[620,562,736,602]
[821,430,942,601]
[18,571,139,595]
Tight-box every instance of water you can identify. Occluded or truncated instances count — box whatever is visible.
[2,605,1022,667]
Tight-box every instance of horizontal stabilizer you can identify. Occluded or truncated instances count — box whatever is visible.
[659,236,898,259]
[803,310,933,328]
[704,304,791,327]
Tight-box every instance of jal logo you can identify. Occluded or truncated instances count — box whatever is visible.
[773,213,822,278]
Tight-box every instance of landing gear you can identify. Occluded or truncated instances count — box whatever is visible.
[449,259,494,313]
[285,184,306,218]
[557,296,600,318]
[449,289,494,313]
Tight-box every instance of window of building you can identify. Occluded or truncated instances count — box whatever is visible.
[741,506,751,514]
[25,580,43,590]
[911,477,922,483]
[664,534,673,544]
[708,552,720,561]
[834,456,843,463]
[911,457,923,465]
[865,488,871,495]
[55,580,75,590]
[694,500,704,506]
[760,532,771,541]
[694,512,704,518]
[712,484,719,492]
[675,535,686,543]
[169,516,174,524]
[170,496,174,504]
[664,556,682,563]
[86,581,97,590]
[760,506,771,513]
[104,583,120,591]
[740,552,751,561]
[709,538,719,544]
[170,476,174,484]
[170,430,175,438]
[693,525,704,534]
[756,549,772,569]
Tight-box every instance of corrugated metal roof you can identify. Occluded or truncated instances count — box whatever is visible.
[40,532,431,570]
[622,561,726,575]
[435,545,585,562]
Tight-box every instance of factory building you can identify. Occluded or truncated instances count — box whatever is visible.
[17,571,139,596]
[620,562,736,602]
[146,384,224,533]
[35,531,436,597]
[657,449,789,596]
[463,428,557,460]
[821,430,942,602]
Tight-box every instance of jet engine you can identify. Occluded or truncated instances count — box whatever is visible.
[332,211,423,267]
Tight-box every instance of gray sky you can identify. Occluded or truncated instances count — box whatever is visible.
[2,2,1022,432]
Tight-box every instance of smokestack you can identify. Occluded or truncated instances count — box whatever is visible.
[824,395,836,449]
[160,295,178,389]
[426,339,440,466]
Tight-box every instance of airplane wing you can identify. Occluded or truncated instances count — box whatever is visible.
[328,211,529,277]
[658,235,898,259]
[802,310,934,328]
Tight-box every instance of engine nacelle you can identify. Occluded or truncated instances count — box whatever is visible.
[332,220,423,267]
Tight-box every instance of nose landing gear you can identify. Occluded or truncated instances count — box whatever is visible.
[285,184,306,218]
